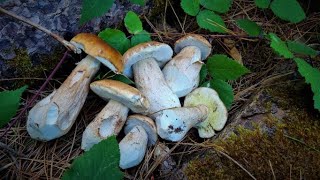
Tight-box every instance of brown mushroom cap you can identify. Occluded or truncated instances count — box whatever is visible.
[70,33,124,73]
[174,34,212,60]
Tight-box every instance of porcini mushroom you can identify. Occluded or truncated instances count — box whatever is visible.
[184,87,228,138]
[123,42,181,117]
[162,34,212,97]
[81,80,149,151]
[154,105,209,142]
[119,115,157,169]
[27,34,124,141]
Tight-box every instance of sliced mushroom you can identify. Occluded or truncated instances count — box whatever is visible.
[163,34,212,97]
[120,115,157,169]
[184,87,228,138]
[27,56,100,141]
[154,105,208,142]
[123,42,181,117]
[81,80,150,151]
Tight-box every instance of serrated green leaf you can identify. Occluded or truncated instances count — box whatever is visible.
[0,86,27,127]
[235,19,262,36]
[196,10,227,33]
[209,79,234,109]
[294,58,320,111]
[181,0,200,16]
[110,74,135,85]
[80,0,115,25]
[254,0,270,8]
[287,41,318,57]
[269,33,294,58]
[207,54,250,81]
[199,65,208,84]
[131,30,151,47]
[98,28,130,54]
[62,136,123,180]
[270,0,306,23]
[129,0,145,6]
[124,11,143,34]
[200,0,233,13]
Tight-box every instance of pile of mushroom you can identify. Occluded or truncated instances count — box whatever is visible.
[27,33,228,169]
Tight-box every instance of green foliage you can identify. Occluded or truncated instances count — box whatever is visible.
[131,30,152,47]
[130,0,145,6]
[62,136,123,180]
[0,86,27,127]
[111,74,135,85]
[270,0,306,23]
[294,58,320,111]
[287,41,318,57]
[236,19,262,36]
[254,0,270,8]
[269,33,294,58]
[199,65,208,85]
[181,0,200,16]
[124,11,143,34]
[196,10,227,33]
[207,54,250,81]
[98,28,130,54]
[80,0,115,25]
[199,0,233,13]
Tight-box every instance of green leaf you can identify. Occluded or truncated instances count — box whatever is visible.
[131,30,151,47]
[196,10,227,33]
[200,0,233,13]
[270,0,306,23]
[62,136,123,180]
[110,74,135,85]
[129,0,145,6]
[181,0,200,16]
[207,54,250,81]
[254,0,270,8]
[124,11,143,34]
[235,19,262,36]
[294,58,320,111]
[98,28,130,54]
[269,33,294,58]
[80,0,115,25]
[287,41,318,57]
[199,65,208,84]
[210,79,234,109]
[0,86,27,127]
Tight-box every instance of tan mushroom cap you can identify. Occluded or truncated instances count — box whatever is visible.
[174,34,212,60]
[124,114,157,146]
[90,79,149,113]
[70,33,124,73]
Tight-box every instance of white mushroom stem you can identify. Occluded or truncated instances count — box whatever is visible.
[133,58,181,118]
[163,46,203,97]
[154,105,209,142]
[27,55,100,141]
[119,125,148,169]
[81,100,129,151]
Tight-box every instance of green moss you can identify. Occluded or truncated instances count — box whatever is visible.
[184,83,320,179]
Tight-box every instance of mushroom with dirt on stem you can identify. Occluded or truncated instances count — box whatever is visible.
[81,79,150,151]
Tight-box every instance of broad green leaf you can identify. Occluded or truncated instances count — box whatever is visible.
[0,86,27,127]
[130,0,145,6]
[124,11,143,34]
[294,58,320,110]
[235,19,262,36]
[62,136,123,180]
[181,0,200,16]
[254,0,270,8]
[199,65,208,84]
[269,33,294,58]
[110,74,135,85]
[131,30,151,47]
[287,41,318,57]
[80,0,115,25]
[200,0,233,13]
[270,0,306,23]
[98,28,130,54]
[207,54,250,81]
[210,79,234,109]
[196,10,227,33]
